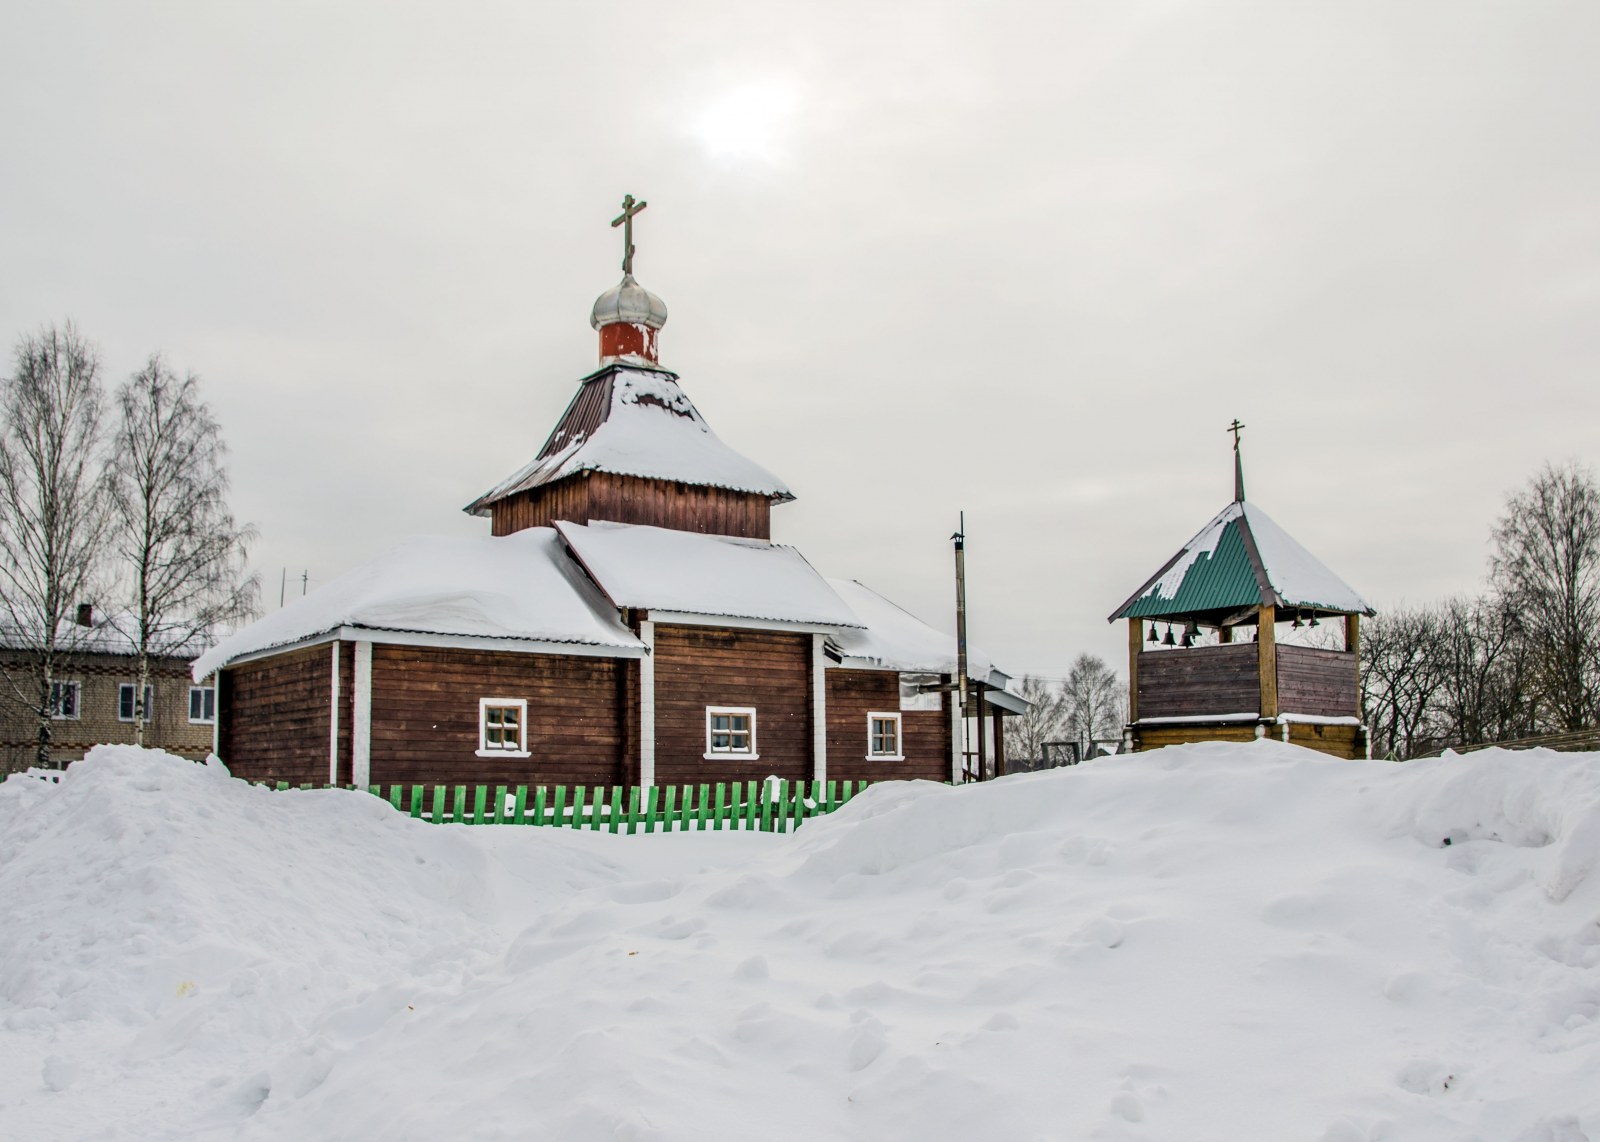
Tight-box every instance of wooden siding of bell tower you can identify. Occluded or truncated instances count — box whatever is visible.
[490,471,772,539]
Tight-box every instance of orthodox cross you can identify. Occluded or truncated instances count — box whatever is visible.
[1227,418,1247,502]
[611,194,648,275]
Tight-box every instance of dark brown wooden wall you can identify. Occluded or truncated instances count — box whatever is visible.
[652,625,809,785]
[1276,646,1359,718]
[219,645,331,784]
[491,472,772,539]
[368,645,626,788]
[826,669,950,784]
[1137,643,1260,719]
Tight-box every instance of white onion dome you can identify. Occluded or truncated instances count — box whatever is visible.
[590,274,668,331]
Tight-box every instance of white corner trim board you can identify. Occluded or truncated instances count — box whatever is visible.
[353,640,372,790]
[639,620,656,788]
[811,632,827,786]
[328,641,341,786]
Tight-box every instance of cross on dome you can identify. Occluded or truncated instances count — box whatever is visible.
[612,194,647,275]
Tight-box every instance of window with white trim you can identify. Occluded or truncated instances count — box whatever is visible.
[49,681,80,720]
[477,697,529,757]
[705,706,757,759]
[867,712,904,759]
[188,686,216,724]
[118,683,154,723]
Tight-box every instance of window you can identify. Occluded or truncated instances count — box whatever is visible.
[899,673,941,712]
[49,681,80,720]
[704,706,757,759]
[477,697,529,758]
[118,684,154,723]
[188,686,216,724]
[868,712,904,760]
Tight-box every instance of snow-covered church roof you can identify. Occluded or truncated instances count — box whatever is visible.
[555,521,860,629]
[826,578,1001,684]
[464,365,793,515]
[195,523,1007,689]
[192,530,645,678]
[1109,499,1374,622]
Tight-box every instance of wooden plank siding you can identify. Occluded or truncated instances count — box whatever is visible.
[367,645,625,788]
[1136,643,1260,719]
[825,669,951,784]
[1286,722,1363,758]
[1275,645,1359,718]
[651,625,810,785]
[218,645,333,785]
[490,471,771,539]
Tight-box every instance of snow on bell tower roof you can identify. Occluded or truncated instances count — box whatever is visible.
[1107,427,1374,623]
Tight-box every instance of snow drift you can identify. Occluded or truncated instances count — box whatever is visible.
[2,742,1598,1140]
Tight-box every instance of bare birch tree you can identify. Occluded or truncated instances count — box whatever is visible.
[106,355,258,744]
[1009,674,1067,769]
[1490,461,1600,732]
[1063,653,1125,752]
[0,323,109,768]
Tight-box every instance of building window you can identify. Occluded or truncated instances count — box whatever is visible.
[49,681,80,720]
[118,684,154,723]
[868,712,904,759]
[477,697,529,758]
[704,706,758,759]
[188,686,216,724]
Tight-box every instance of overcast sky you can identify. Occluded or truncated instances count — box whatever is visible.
[3,1,1597,680]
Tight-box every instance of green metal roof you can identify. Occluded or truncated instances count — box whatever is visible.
[1118,519,1262,619]
[1109,500,1374,623]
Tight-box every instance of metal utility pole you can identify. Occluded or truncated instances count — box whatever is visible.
[952,513,972,781]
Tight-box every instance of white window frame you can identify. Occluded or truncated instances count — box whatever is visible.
[476,697,530,758]
[188,685,216,725]
[704,705,758,760]
[867,711,905,760]
[49,680,81,721]
[118,683,154,723]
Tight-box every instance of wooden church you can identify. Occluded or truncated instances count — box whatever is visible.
[1108,426,1375,759]
[196,198,1019,791]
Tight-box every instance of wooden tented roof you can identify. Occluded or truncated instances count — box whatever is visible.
[464,363,793,517]
[1108,500,1374,624]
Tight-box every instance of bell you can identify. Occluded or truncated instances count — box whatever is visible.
[1292,612,1302,629]
[1309,615,1320,628]
[1147,623,1159,643]
[1162,625,1176,646]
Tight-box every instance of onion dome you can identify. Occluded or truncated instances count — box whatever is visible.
[590,274,668,364]
[590,274,668,331]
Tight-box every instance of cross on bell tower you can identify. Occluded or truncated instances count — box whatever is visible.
[1227,418,1247,503]
[612,194,648,275]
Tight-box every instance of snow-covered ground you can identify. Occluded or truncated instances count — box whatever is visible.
[2,743,1598,1141]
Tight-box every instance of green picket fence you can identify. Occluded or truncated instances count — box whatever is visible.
[267,777,869,833]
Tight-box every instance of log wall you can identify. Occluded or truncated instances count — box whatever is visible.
[368,644,626,788]
[490,472,771,539]
[219,645,332,784]
[651,625,809,785]
[825,669,951,784]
